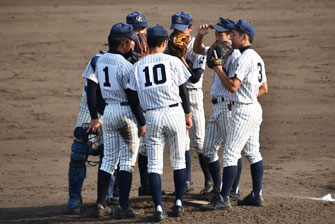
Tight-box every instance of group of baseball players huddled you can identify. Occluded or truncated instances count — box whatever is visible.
[67,10,268,222]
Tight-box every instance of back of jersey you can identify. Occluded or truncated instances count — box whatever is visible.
[95,52,132,104]
[128,53,191,110]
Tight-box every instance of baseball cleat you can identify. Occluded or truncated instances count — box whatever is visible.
[154,210,168,222]
[207,188,220,202]
[237,192,263,206]
[200,181,214,195]
[185,181,195,193]
[201,195,232,211]
[116,206,145,219]
[95,204,112,217]
[229,190,241,202]
[171,204,184,217]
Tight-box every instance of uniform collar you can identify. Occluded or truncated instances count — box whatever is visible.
[239,45,252,54]
[108,49,124,56]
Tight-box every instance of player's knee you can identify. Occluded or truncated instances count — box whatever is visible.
[70,140,90,168]
[245,153,262,164]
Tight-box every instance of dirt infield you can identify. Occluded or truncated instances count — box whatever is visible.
[0,0,334,223]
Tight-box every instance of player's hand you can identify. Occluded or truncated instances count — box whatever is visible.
[197,24,210,36]
[139,125,146,137]
[88,119,102,133]
[185,113,193,130]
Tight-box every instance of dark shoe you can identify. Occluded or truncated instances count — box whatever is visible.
[154,210,168,222]
[200,181,214,195]
[66,196,82,214]
[95,204,112,217]
[117,206,144,219]
[185,181,195,193]
[138,186,152,196]
[237,192,263,206]
[171,204,184,217]
[229,191,241,202]
[207,188,220,202]
[201,195,232,211]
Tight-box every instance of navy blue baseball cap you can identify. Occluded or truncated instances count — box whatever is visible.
[126,11,148,29]
[210,17,235,32]
[147,24,168,37]
[233,19,255,39]
[108,23,139,41]
[170,11,192,32]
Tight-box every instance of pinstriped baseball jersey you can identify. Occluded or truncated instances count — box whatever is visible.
[209,49,241,98]
[185,37,206,89]
[126,53,191,110]
[92,53,132,104]
[95,51,141,174]
[75,54,104,128]
[228,49,267,103]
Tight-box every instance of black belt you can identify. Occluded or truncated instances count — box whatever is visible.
[169,103,179,108]
[107,102,129,106]
[211,97,225,105]
[147,103,179,111]
[120,102,129,106]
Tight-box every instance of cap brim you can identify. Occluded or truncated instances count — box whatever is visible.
[211,24,229,32]
[170,23,189,32]
[129,33,139,41]
[132,22,148,29]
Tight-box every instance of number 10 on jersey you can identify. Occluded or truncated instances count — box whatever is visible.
[138,63,170,89]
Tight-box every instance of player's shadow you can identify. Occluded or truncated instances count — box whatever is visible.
[0,201,159,223]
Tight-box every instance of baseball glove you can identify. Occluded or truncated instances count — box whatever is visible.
[134,33,149,59]
[168,31,190,59]
[206,41,233,69]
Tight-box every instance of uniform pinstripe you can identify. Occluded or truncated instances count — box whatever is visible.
[184,37,206,154]
[75,56,104,128]
[202,49,240,163]
[101,103,140,174]
[93,52,141,175]
[127,53,191,174]
[223,48,266,167]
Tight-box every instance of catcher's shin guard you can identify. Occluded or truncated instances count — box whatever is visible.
[67,139,90,210]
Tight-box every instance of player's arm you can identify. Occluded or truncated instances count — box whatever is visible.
[181,57,204,84]
[126,88,146,136]
[86,79,102,133]
[258,81,268,97]
[179,83,192,130]
[213,66,241,92]
[193,24,210,55]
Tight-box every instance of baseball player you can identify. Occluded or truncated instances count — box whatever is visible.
[193,18,242,201]
[201,19,268,211]
[169,11,210,194]
[126,24,192,222]
[126,11,152,196]
[66,51,106,214]
[92,23,145,219]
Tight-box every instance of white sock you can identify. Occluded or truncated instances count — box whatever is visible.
[176,199,182,206]
[157,205,162,212]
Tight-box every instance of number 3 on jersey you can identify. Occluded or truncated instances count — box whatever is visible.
[138,62,171,89]
[97,63,120,90]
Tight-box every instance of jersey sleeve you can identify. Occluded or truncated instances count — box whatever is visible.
[260,61,267,84]
[173,58,191,86]
[234,53,251,82]
[126,64,138,91]
[119,60,133,90]
[81,61,93,80]
[191,53,206,70]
